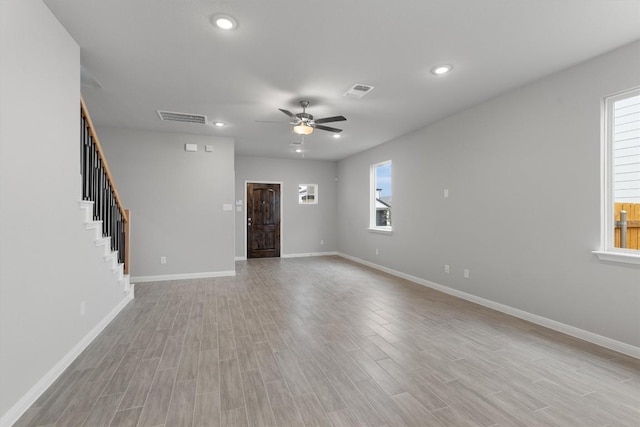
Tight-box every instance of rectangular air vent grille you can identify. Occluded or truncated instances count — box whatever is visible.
[343,84,375,99]
[157,110,207,124]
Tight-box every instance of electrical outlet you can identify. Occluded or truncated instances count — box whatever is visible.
[375,248,379,255]
[445,264,450,274]
[444,189,449,198]
[320,240,324,246]
[160,256,167,264]
[464,269,470,279]
[80,301,86,317]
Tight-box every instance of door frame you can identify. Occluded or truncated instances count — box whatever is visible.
[244,180,284,259]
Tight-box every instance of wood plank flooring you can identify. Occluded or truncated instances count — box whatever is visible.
[14,256,640,426]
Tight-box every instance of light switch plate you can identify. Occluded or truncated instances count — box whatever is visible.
[205,145,213,152]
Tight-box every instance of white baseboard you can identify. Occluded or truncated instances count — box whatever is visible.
[131,270,236,283]
[337,252,640,359]
[235,252,336,261]
[0,290,134,427]
[281,251,338,258]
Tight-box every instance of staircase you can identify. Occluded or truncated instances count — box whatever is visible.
[79,200,132,294]
[80,96,131,289]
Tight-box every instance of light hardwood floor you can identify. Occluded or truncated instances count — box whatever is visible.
[14,256,640,426]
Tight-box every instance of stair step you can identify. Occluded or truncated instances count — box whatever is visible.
[85,221,101,230]
[80,201,129,294]
[95,237,110,247]
[121,275,132,293]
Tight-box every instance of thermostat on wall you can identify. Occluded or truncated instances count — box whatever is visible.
[185,143,197,152]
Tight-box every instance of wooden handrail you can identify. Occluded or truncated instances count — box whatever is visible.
[80,96,128,224]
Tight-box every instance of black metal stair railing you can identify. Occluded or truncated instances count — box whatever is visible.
[80,98,129,272]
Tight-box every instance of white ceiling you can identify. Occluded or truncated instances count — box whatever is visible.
[43,0,640,161]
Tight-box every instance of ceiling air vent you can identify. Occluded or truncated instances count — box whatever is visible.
[343,84,375,99]
[157,110,207,124]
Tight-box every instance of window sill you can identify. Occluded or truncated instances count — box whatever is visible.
[368,227,393,235]
[592,250,640,265]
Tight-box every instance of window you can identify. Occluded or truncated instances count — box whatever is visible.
[370,161,392,231]
[298,184,318,204]
[595,88,640,264]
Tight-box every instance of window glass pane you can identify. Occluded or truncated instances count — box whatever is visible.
[613,93,640,250]
[374,162,392,227]
[298,184,317,204]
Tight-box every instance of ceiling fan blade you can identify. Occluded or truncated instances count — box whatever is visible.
[279,109,297,119]
[255,120,293,124]
[314,124,343,133]
[314,115,347,124]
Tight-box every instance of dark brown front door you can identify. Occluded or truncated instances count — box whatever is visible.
[247,183,281,258]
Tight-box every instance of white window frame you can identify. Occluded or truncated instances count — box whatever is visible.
[369,160,392,233]
[593,87,640,265]
[298,184,318,204]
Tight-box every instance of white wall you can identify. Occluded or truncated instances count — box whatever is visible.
[338,41,640,348]
[235,156,338,258]
[0,0,131,421]
[98,127,236,278]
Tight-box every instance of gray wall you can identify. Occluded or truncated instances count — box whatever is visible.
[338,41,640,348]
[0,0,130,419]
[235,156,338,258]
[98,127,236,278]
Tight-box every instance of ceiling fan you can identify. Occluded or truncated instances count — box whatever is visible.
[259,100,346,135]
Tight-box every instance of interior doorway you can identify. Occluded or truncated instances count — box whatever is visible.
[246,182,281,258]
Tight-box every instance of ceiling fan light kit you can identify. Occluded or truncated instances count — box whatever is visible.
[293,124,314,135]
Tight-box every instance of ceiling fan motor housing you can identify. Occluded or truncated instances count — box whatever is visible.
[296,112,313,122]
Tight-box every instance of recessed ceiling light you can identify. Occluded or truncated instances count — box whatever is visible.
[295,148,303,153]
[431,64,453,75]
[333,134,341,139]
[211,14,238,30]
[213,121,226,127]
